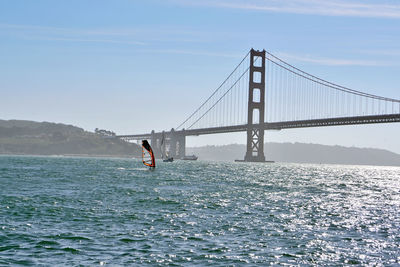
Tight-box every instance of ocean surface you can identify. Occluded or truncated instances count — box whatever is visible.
[1,155,399,266]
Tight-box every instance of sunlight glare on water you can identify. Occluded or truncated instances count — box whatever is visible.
[0,155,399,265]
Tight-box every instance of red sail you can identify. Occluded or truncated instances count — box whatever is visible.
[142,140,155,168]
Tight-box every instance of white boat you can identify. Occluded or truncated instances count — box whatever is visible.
[182,155,198,161]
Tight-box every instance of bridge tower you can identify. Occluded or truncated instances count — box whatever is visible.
[244,49,267,162]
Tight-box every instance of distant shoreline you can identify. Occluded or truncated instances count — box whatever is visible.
[0,153,137,160]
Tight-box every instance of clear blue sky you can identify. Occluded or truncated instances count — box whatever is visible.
[1,0,400,153]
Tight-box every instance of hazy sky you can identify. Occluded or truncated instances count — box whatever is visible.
[1,0,400,153]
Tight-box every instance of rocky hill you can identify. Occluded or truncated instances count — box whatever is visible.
[0,120,140,157]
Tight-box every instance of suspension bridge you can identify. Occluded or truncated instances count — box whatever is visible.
[118,49,400,162]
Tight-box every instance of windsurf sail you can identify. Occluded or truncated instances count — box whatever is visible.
[142,140,155,168]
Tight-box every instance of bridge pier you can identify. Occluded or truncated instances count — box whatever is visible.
[158,131,168,159]
[161,129,186,159]
[169,128,177,158]
[148,129,187,160]
[177,130,186,159]
[150,130,156,151]
[150,130,161,158]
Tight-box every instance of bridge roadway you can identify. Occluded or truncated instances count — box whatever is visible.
[117,113,400,140]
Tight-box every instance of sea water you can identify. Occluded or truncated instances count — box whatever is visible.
[0,155,399,265]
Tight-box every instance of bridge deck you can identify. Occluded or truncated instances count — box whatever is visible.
[117,114,400,140]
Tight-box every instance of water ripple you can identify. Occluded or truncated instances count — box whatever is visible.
[0,156,399,265]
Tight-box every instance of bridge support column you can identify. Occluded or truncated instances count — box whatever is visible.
[156,134,162,159]
[159,131,166,159]
[150,130,161,159]
[169,128,177,158]
[244,49,267,162]
[177,130,186,159]
[150,130,156,149]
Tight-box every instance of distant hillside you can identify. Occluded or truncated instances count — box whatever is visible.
[187,143,400,166]
[0,120,140,157]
